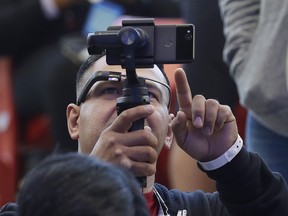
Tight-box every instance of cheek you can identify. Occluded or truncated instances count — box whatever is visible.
[78,102,116,154]
[148,108,170,152]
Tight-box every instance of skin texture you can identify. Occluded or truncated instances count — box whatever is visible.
[66,55,238,192]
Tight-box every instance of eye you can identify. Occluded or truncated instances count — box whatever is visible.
[99,87,122,100]
[93,83,123,100]
[148,91,161,103]
[102,87,121,95]
[148,91,155,99]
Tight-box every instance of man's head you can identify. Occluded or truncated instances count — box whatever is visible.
[66,54,174,157]
[17,153,149,216]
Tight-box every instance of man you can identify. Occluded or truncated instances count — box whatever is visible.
[1,53,287,215]
[66,54,288,215]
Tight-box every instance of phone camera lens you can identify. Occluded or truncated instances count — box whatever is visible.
[185,34,192,40]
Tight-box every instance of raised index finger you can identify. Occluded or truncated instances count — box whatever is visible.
[174,68,193,117]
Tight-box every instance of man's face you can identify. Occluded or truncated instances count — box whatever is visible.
[67,56,172,155]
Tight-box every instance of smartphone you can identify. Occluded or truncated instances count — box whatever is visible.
[87,19,195,66]
[154,24,195,63]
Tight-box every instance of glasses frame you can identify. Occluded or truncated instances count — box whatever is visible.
[77,71,171,108]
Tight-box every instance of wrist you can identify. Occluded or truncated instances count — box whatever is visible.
[198,134,243,171]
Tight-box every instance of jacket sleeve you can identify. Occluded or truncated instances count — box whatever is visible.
[203,147,288,216]
[218,0,261,77]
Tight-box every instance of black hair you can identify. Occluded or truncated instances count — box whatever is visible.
[17,153,149,216]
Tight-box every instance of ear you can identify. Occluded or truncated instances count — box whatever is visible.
[66,103,80,140]
[164,114,175,150]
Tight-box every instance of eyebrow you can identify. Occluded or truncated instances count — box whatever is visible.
[145,81,168,104]
[77,71,171,107]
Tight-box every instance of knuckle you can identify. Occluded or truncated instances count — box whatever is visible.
[220,105,232,116]
[142,163,156,176]
[120,110,129,120]
[194,94,206,100]
[106,136,118,147]
[144,147,158,162]
[206,98,219,107]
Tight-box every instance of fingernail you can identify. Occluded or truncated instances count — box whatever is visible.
[194,116,202,127]
[145,105,154,112]
[144,126,152,132]
[203,126,212,135]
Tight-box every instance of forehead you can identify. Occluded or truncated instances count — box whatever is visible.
[86,56,167,84]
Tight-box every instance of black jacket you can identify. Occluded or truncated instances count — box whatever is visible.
[154,147,288,216]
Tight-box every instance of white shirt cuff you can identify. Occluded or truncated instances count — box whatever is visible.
[40,0,60,19]
[198,134,243,171]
